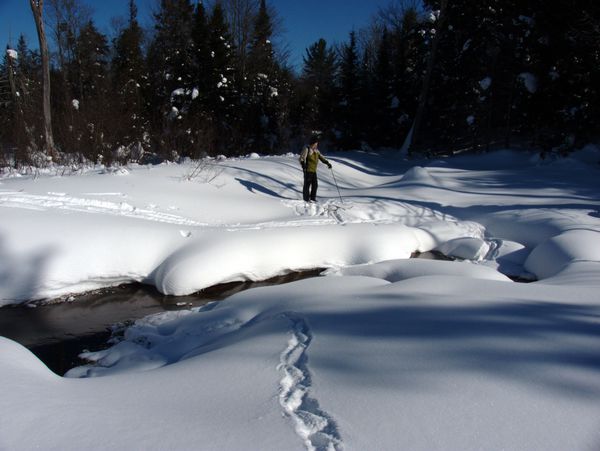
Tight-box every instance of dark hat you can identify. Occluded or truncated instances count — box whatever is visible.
[309,134,320,145]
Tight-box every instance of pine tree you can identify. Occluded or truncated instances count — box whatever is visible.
[187,1,212,156]
[1,37,41,165]
[72,20,109,101]
[191,1,210,107]
[300,38,338,140]
[357,44,375,147]
[205,1,238,155]
[525,1,600,152]
[247,0,274,76]
[338,31,361,149]
[390,6,424,146]
[245,0,282,153]
[415,0,599,154]
[70,20,110,160]
[147,0,195,158]
[112,0,147,156]
[372,27,395,147]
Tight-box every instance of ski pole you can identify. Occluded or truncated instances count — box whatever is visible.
[330,167,343,203]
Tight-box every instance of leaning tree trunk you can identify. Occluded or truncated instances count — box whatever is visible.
[29,0,57,158]
[401,0,447,156]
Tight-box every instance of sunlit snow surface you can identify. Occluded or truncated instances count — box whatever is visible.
[1,148,600,450]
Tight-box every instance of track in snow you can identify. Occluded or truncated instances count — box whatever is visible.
[0,191,205,226]
[278,314,343,451]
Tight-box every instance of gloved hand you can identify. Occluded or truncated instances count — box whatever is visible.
[327,162,332,169]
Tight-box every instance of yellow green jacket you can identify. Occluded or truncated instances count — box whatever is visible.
[299,146,331,173]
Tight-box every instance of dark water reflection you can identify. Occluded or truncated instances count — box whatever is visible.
[0,254,454,375]
[0,270,323,375]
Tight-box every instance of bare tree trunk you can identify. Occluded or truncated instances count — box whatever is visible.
[29,0,57,157]
[401,0,447,155]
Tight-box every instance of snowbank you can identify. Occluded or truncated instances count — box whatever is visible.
[327,258,511,282]
[525,229,600,279]
[152,222,481,296]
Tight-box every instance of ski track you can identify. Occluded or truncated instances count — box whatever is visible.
[278,313,343,451]
[0,192,347,228]
[0,192,205,226]
[0,192,403,231]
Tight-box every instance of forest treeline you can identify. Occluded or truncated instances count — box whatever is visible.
[1,0,598,167]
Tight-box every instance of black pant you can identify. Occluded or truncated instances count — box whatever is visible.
[303,171,318,201]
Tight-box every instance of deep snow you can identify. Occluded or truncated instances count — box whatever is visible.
[1,147,600,450]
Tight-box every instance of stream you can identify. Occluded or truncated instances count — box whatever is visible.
[0,252,452,376]
[0,270,323,375]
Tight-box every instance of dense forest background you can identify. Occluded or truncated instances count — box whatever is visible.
[1,0,599,167]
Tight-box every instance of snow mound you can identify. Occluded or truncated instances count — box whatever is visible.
[435,237,491,261]
[400,166,441,186]
[152,223,435,296]
[0,337,56,379]
[539,261,600,286]
[328,258,511,283]
[525,229,600,280]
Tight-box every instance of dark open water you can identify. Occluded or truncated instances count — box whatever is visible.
[0,270,323,375]
[0,252,458,376]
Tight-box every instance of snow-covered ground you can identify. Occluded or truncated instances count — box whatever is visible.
[1,147,600,450]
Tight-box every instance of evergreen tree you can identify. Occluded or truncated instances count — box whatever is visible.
[147,0,195,158]
[525,1,600,151]
[417,0,600,153]
[247,0,275,75]
[191,1,210,107]
[390,6,424,146]
[72,20,109,101]
[338,31,361,149]
[245,0,282,153]
[187,1,212,156]
[357,44,375,146]
[300,38,338,140]
[1,37,42,165]
[371,28,395,147]
[16,35,38,87]
[205,1,239,155]
[0,47,18,164]
[64,20,111,160]
[111,0,147,156]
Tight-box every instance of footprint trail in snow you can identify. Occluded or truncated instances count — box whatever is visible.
[278,314,343,451]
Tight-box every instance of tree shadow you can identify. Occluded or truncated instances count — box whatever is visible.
[0,235,58,356]
[225,163,300,199]
[326,154,401,177]
[235,178,286,198]
[0,236,55,305]
[307,294,600,398]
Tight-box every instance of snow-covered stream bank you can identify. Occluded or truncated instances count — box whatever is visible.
[1,148,600,450]
[0,270,324,375]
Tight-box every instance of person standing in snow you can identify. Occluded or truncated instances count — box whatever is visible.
[299,135,332,202]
